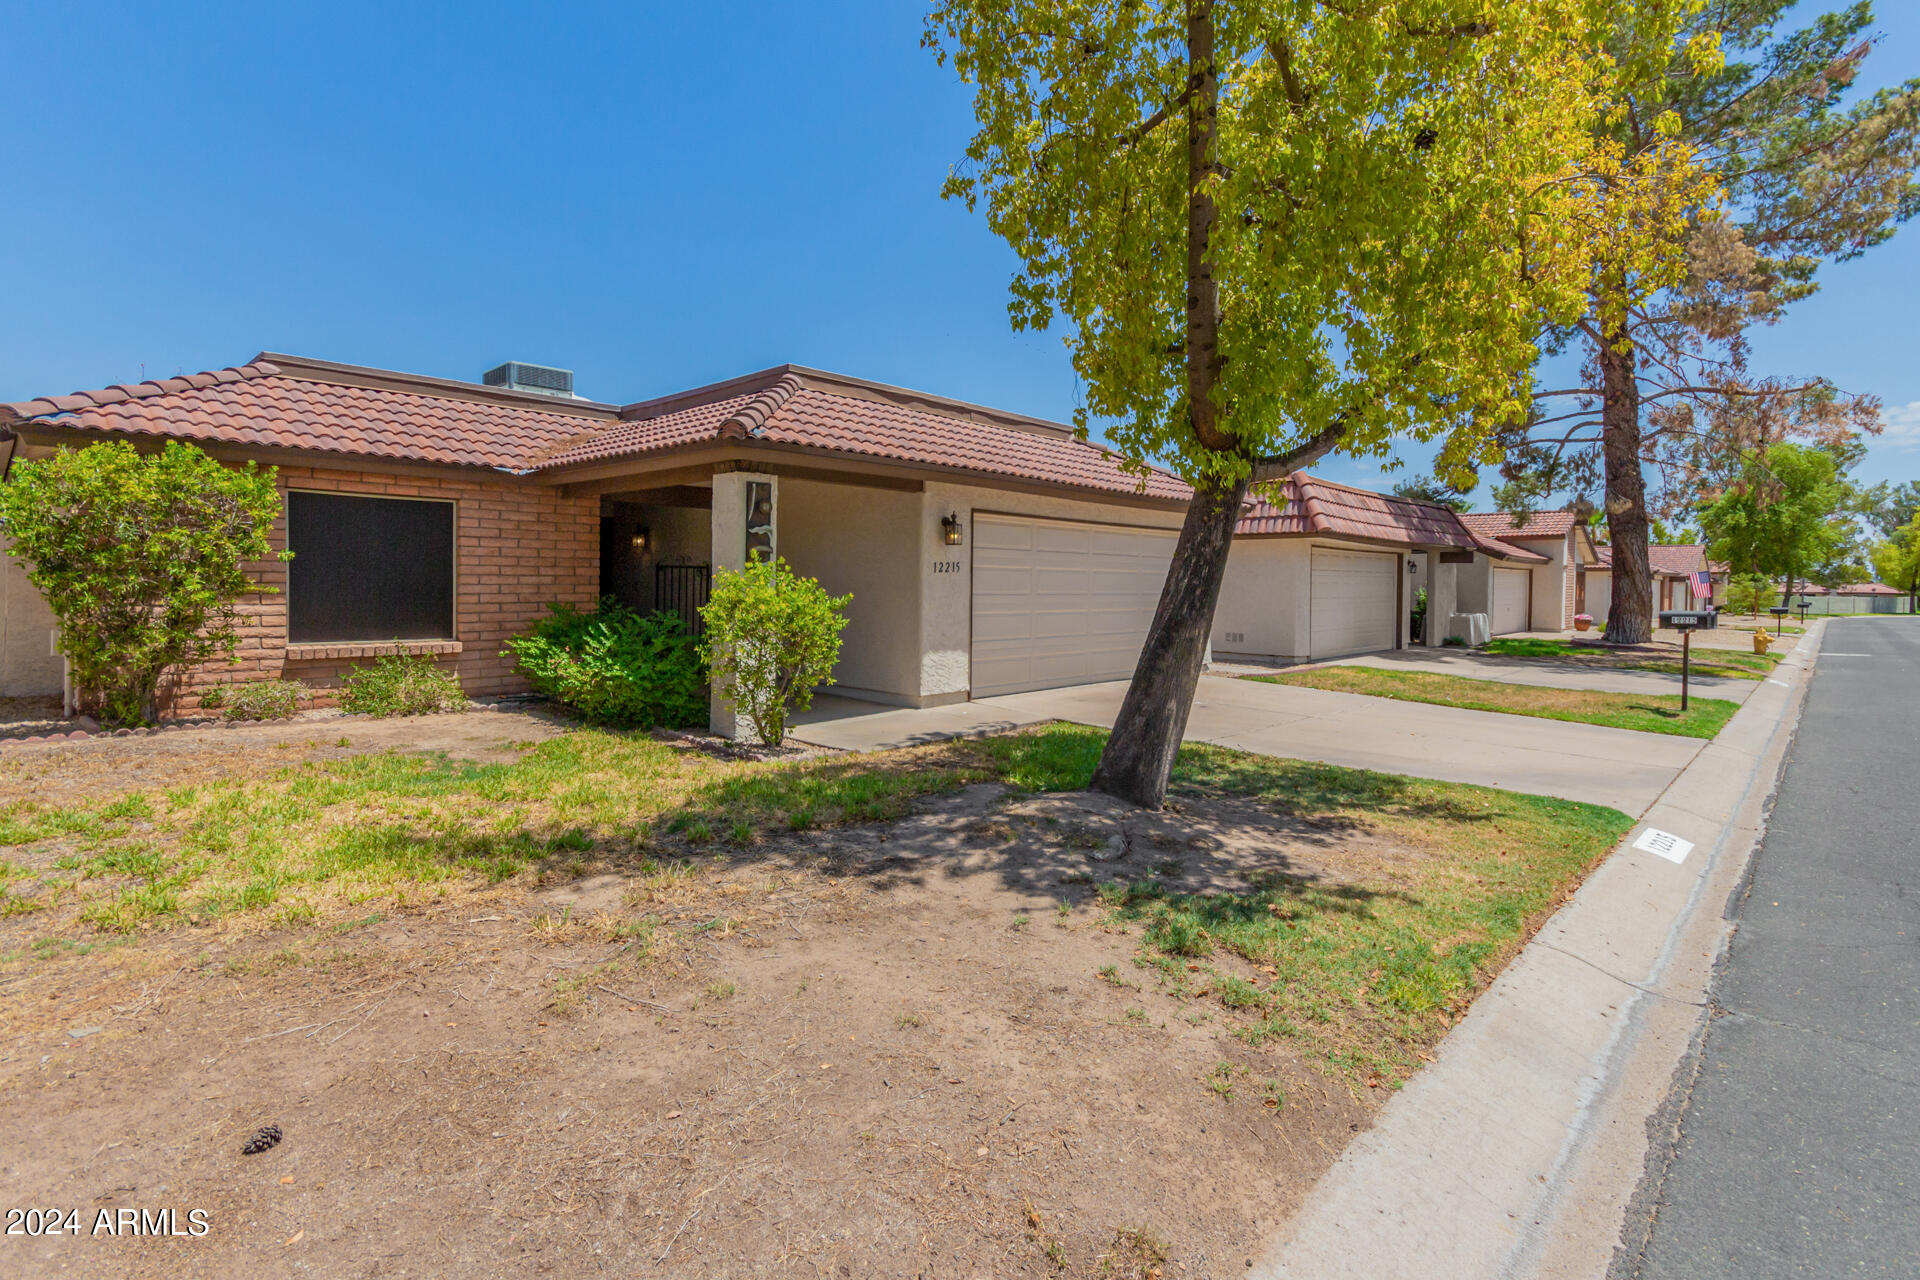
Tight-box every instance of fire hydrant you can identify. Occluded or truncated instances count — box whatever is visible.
[1753,630,1773,655]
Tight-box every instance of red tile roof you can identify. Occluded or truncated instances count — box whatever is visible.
[538,369,1191,501]
[0,357,612,471]
[1593,544,1706,577]
[1836,581,1901,595]
[1457,509,1580,541]
[1647,543,1707,577]
[2,357,1189,502]
[1234,473,1546,558]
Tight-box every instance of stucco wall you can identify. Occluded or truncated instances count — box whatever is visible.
[1212,538,1416,662]
[1584,569,1612,623]
[0,534,63,697]
[919,482,1188,701]
[778,476,923,703]
[1212,539,1311,662]
[1456,556,1494,614]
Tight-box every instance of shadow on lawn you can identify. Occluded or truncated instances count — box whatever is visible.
[608,725,1479,915]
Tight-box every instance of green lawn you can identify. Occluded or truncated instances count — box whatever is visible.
[0,723,1632,1085]
[1254,667,1739,738]
[1483,636,1779,680]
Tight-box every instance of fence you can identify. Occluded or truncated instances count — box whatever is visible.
[1724,594,1913,619]
[654,564,711,635]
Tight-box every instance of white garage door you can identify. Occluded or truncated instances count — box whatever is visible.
[1309,548,1399,659]
[1491,567,1532,635]
[971,514,1177,697]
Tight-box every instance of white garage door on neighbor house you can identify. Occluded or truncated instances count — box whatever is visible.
[1492,566,1533,635]
[1308,547,1400,659]
[970,513,1177,698]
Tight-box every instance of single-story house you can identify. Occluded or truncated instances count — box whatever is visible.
[1210,474,1544,661]
[1581,543,1711,623]
[0,354,1194,734]
[1455,509,1600,634]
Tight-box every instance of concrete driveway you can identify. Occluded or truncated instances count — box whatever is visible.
[1317,647,1759,702]
[791,673,1702,814]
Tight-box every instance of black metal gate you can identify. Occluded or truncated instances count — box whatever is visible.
[655,564,711,636]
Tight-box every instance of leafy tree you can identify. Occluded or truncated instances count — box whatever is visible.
[1866,477,1920,538]
[927,0,1697,806]
[1391,477,1473,513]
[1723,571,1772,615]
[1497,0,1920,644]
[1870,513,1920,609]
[700,558,849,746]
[0,441,283,726]
[1698,441,1855,596]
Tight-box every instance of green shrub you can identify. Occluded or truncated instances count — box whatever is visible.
[503,599,707,728]
[1724,572,1773,617]
[0,441,284,727]
[700,558,850,746]
[198,679,308,722]
[339,652,468,717]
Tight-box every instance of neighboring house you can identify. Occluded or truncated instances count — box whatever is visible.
[1649,544,1712,613]
[1455,510,1601,634]
[0,531,62,698]
[0,354,1191,734]
[1211,474,1543,662]
[1583,542,1712,624]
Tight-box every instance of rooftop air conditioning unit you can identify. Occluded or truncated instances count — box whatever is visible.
[482,361,575,398]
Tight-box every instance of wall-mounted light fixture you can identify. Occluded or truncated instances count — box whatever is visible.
[1407,560,1419,575]
[941,512,964,546]
[630,526,651,552]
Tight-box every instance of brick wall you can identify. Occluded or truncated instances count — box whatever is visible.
[165,464,599,712]
[1562,532,1577,630]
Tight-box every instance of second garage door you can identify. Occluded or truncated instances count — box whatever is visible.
[1491,567,1532,635]
[971,514,1177,698]
[1309,547,1399,659]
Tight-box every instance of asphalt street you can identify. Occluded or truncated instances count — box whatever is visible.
[1615,618,1919,1278]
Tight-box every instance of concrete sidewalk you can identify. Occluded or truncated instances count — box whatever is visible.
[1254,622,1823,1280]
[1314,648,1759,703]
[794,673,1701,814]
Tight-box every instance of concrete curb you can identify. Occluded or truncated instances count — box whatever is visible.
[1255,622,1823,1280]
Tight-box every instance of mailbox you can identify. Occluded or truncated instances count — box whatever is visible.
[1658,610,1717,710]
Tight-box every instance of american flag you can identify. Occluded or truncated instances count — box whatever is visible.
[1690,568,1714,600]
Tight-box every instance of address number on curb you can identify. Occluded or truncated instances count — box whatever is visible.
[1633,827,1694,865]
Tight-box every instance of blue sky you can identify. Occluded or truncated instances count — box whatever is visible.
[2,1,1914,504]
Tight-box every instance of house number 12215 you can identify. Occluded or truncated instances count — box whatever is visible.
[932,560,962,574]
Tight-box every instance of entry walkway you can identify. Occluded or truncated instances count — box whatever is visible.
[791,673,1702,814]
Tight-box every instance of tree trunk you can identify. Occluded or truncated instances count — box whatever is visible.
[1090,475,1250,807]
[1088,0,1237,809]
[1599,320,1654,645]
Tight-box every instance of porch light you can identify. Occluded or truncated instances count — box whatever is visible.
[630,526,650,551]
[941,512,964,546]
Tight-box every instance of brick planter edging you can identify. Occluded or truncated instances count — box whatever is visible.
[284,641,464,662]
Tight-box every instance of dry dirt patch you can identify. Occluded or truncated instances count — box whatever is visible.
[0,705,572,807]
[1,782,1384,1279]
[0,722,1629,1277]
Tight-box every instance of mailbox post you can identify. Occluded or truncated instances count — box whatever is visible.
[1660,610,1715,711]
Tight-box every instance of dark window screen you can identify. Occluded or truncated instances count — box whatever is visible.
[287,492,455,643]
